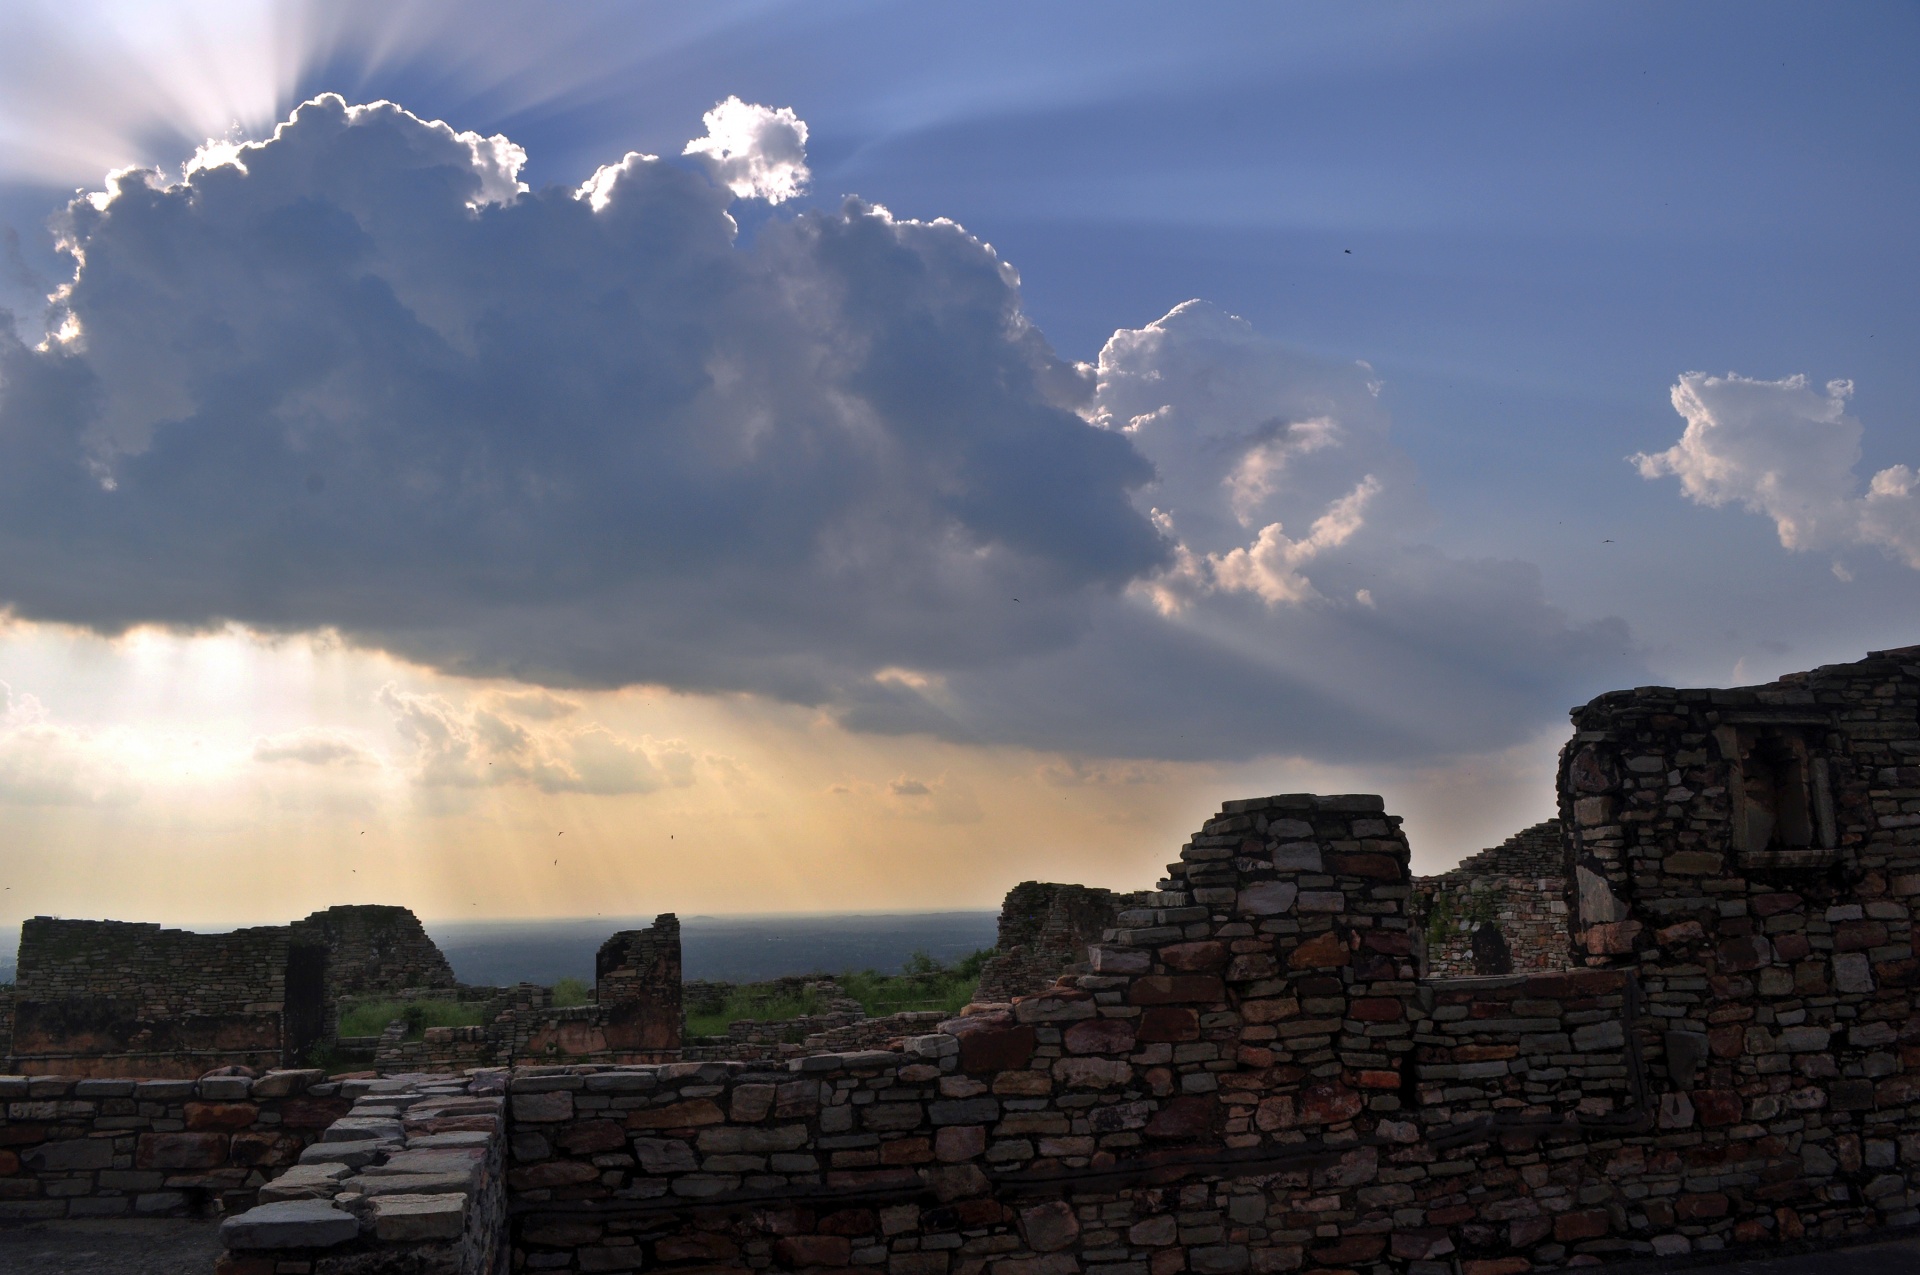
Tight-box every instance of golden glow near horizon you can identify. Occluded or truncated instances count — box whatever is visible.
[0,618,1558,930]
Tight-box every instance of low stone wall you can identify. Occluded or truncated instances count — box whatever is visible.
[0,1068,345,1220]
[215,1071,508,1274]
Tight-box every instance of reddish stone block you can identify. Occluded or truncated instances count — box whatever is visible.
[935,1125,986,1161]
[136,1132,228,1170]
[1676,1192,1728,1219]
[1297,1083,1363,1125]
[1160,941,1229,971]
[656,1234,740,1262]
[1145,1095,1217,1139]
[227,1132,301,1167]
[1464,1261,1531,1275]
[1391,1229,1454,1260]
[507,1160,600,1190]
[278,1097,350,1129]
[1313,1235,1385,1263]
[0,1150,18,1175]
[1361,928,1413,956]
[1327,852,1400,880]
[1456,1044,1519,1062]
[1752,893,1803,917]
[1129,975,1226,1005]
[1428,1205,1475,1226]
[214,1257,277,1275]
[775,1235,853,1267]
[557,1121,627,1155]
[1693,1090,1743,1127]
[1772,933,1812,961]
[1348,997,1402,1021]
[1835,921,1889,952]
[1716,935,1772,972]
[1733,1220,1770,1243]
[819,1208,877,1236]
[1554,1210,1609,1240]
[1708,1024,1746,1058]
[1507,1218,1552,1248]
[958,1025,1036,1073]
[1136,1008,1200,1042]
[627,1099,725,1129]
[1776,1207,1805,1240]
[184,1102,258,1132]
[1355,1069,1401,1090]
[1287,931,1349,969]
[880,1138,932,1165]
[1064,1018,1136,1055]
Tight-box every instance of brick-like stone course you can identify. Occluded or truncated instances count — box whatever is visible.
[0,1068,345,1220]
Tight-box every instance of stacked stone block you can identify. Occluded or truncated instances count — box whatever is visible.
[0,1068,344,1219]
[1414,821,1571,977]
[973,882,1121,1004]
[216,1070,508,1275]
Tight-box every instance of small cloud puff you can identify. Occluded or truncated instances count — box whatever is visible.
[682,97,810,204]
[252,727,381,768]
[888,777,931,796]
[1635,372,1920,570]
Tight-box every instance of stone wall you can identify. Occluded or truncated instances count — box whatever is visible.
[214,1070,508,1275]
[495,753,1920,1273]
[1413,821,1571,977]
[0,1068,346,1220]
[369,916,685,1074]
[292,904,458,1006]
[972,882,1122,1004]
[6,919,312,1076]
[4,903,458,1076]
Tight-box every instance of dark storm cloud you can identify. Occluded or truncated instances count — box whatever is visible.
[0,96,1642,763]
[0,96,1164,700]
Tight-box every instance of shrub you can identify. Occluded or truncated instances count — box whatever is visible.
[551,976,591,1007]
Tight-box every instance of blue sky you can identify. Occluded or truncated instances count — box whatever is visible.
[0,1,1914,921]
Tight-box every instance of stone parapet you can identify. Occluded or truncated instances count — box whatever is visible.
[0,1068,343,1220]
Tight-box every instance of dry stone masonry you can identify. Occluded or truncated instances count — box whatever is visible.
[1413,822,1571,977]
[972,883,1122,1005]
[12,645,1920,1275]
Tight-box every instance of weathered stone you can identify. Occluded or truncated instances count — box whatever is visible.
[369,1192,467,1242]
[220,1200,359,1250]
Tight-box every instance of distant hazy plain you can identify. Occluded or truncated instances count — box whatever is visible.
[0,913,1001,988]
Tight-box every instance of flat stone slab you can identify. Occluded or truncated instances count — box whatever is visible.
[257,1164,351,1202]
[220,1199,360,1249]
[323,1117,404,1143]
[407,1130,493,1149]
[369,1192,467,1242]
[343,1171,477,1196]
[299,1139,386,1167]
[367,1148,482,1176]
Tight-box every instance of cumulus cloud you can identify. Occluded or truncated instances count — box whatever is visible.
[0,93,1162,703]
[0,97,1641,768]
[377,683,694,795]
[841,302,1642,761]
[0,681,140,806]
[681,96,809,204]
[1634,371,1920,569]
[253,727,381,768]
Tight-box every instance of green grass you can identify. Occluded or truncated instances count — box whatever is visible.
[839,948,993,1018]
[337,998,487,1040]
[552,977,591,1007]
[685,986,822,1039]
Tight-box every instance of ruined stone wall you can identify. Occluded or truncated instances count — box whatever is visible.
[497,761,1920,1274]
[291,904,457,1001]
[1413,821,1571,977]
[367,916,685,1074]
[7,919,300,1076]
[972,881,1122,1004]
[0,1068,345,1221]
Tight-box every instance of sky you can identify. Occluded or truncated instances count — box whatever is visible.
[0,1,1915,929]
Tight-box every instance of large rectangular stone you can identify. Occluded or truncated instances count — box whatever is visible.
[221,1200,360,1249]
